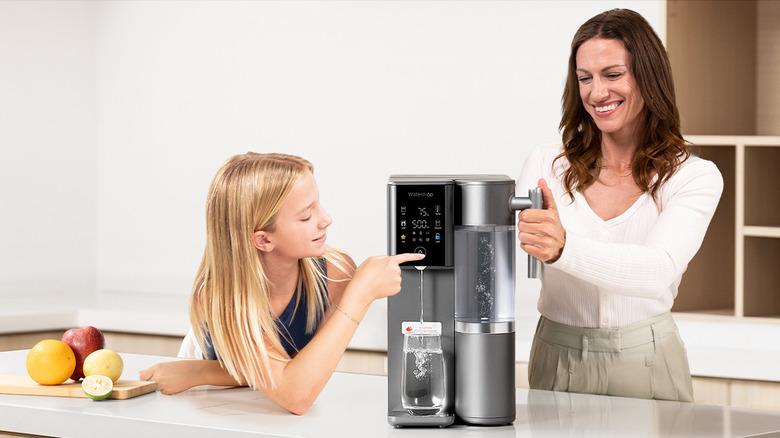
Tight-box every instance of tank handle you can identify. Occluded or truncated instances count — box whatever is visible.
[509,187,543,278]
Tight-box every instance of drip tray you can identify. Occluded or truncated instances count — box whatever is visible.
[388,410,455,428]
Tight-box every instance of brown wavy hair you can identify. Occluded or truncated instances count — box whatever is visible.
[556,8,689,201]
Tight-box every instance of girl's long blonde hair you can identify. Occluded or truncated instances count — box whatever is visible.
[189,152,349,390]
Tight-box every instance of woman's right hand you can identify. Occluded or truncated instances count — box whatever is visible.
[348,253,425,303]
[518,178,566,263]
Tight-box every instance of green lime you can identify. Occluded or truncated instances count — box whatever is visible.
[82,374,113,401]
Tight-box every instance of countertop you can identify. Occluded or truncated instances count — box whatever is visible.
[0,285,780,382]
[2,350,780,437]
[4,293,780,383]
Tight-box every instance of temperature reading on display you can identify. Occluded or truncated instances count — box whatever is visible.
[418,207,429,217]
[411,220,429,229]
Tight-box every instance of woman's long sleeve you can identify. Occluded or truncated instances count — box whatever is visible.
[548,159,724,298]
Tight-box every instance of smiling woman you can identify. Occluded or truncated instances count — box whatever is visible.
[516,9,723,403]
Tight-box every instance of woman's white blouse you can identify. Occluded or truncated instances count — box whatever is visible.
[517,144,724,328]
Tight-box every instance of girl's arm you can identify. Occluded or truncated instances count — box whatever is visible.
[321,253,355,320]
[140,252,423,415]
[149,254,355,393]
[139,359,243,394]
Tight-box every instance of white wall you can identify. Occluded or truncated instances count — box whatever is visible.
[94,1,664,312]
[0,2,96,304]
[0,2,665,336]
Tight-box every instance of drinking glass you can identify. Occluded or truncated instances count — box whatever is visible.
[401,333,445,415]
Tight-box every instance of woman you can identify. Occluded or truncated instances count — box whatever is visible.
[140,152,423,414]
[517,9,723,401]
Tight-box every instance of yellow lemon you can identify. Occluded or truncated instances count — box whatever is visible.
[26,340,76,385]
[83,349,123,382]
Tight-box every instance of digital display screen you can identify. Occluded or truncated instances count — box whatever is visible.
[395,185,446,266]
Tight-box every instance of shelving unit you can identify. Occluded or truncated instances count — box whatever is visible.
[667,0,780,324]
[674,135,780,321]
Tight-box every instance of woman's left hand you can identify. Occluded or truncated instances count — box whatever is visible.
[139,361,200,395]
[517,178,566,263]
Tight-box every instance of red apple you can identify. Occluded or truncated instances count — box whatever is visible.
[61,326,105,381]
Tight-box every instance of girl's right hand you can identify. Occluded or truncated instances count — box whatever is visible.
[140,361,201,395]
[349,253,425,302]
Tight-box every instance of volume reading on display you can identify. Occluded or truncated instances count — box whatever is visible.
[411,220,429,229]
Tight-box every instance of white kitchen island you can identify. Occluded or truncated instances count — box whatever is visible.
[2,350,780,438]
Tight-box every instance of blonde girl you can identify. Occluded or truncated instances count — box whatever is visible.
[140,152,423,414]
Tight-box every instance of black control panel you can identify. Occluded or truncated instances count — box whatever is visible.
[394,184,447,267]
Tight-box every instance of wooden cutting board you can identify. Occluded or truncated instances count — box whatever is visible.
[0,374,158,400]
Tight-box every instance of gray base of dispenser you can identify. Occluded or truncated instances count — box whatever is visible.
[388,411,455,428]
[455,331,516,426]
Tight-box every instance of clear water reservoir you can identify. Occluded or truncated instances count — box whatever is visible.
[454,225,515,324]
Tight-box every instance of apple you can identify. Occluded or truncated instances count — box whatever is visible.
[61,326,105,381]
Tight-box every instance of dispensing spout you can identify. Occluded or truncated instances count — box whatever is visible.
[509,187,543,279]
[415,266,426,322]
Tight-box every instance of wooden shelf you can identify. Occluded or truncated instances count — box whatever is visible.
[658,1,780,322]
[685,135,780,146]
[743,227,780,239]
[675,309,738,318]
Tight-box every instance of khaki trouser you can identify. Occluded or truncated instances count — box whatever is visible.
[528,312,694,402]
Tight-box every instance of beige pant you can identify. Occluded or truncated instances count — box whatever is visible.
[528,312,694,402]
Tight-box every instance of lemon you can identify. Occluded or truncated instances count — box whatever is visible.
[26,340,76,385]
[83,349,124,383]
[82,374,113,401]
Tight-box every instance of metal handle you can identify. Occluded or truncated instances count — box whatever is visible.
[509,187,543,279]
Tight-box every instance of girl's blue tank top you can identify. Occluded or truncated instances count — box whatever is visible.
[202,258,328,359]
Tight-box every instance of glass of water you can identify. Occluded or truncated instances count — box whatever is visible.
[401,333,445,415]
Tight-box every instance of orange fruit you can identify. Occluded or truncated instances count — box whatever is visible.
[26,339,76,385]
